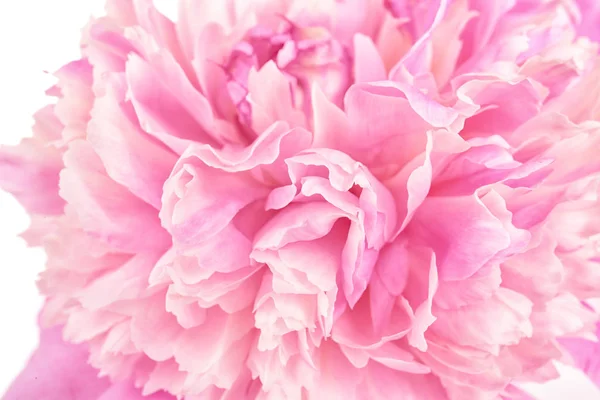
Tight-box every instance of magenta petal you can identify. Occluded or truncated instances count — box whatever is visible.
[575,0,600,41]
[559,322,600,387]
[3,326,110,400]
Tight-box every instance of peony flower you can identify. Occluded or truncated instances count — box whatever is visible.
[3,0,600,399]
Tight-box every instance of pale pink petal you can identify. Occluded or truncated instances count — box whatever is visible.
[0,138,65,215]
[247,61,307,133]
[52,59,95,141]
[431,288,533,354]
[434,264,501,310]
[309,342,363,400]
[105,0,137,26]
[59,140,170,252]
[542,127,600,185]
[78,251,162,310]
[429,0,477,87]
[502,228,564,303]
[168,263,263,313]
[129,292,182,361]
[353,33,387,83]
[173,309,254,385]
[131,0,187,67]
[531,293,597,339]
[310,82,352,149]
[375,12,412,72]
[501,384,539,400]
[388,0,450,77]
[384,131,434,233]
[545,60,600,124]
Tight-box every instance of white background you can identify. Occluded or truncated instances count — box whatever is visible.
[0,1,598,398]
[0,0,104,393]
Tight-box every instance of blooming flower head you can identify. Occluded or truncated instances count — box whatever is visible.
[4,0,600,399]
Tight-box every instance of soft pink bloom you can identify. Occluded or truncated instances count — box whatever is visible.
[3,0,600,399]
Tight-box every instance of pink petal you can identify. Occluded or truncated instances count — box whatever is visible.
[160,140,273,245]
[457,77,546,140]
[126,51,240,152]
[342,82,458,170]
[431,140,552,196]
[362,362,448,400]
[332,288,413,350]
[402,245,438,351]
[98,380,174,400]
[385,131,434,233]
[178,122,312,184]
[456,0,518,66]
[408,194,511,281]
